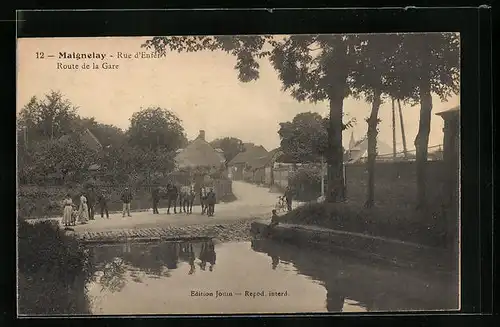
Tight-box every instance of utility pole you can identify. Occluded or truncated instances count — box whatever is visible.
[397,99,408,159]
[391,98,397,160]
[320,156,325,197]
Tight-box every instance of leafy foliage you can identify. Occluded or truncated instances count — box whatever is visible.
[210,136,245,163]
[17,93,181,186]
[18,220,95,314]
[17,91,79,144]
[278,112,328,163]
[288,166,322,202]
[127,107,188,152]
[387,33,460,104]
[143,35,362,202]
[18,136,99,184]
[73,116,126,148]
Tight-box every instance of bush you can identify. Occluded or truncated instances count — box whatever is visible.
[17,220,95,315]
[288,167,322,201]
[280,202,452,248]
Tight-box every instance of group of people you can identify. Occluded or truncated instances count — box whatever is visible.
[61,186,133,227]
[151,183,218,217]
[62,183,218,225]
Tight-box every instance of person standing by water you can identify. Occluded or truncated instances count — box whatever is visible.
[96,189,109,219]
[151,186,160,214]
[78,193,89,224]
[62,193,74,227]
[284,186,293,212]
[85,186,96,220]
[206,188,216,217]
[121,187,133,217]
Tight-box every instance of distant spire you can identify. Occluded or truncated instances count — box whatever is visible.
[349,131,356,150]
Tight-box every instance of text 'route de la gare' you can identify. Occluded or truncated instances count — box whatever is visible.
[51,51,165,70]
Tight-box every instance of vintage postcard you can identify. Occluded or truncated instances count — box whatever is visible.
[16,34,460,316]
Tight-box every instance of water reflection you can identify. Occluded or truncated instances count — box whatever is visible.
[250,238,458,312]
[87,238,457,315]
[90,239,216,292]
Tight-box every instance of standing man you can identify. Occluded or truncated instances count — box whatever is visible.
[284,186,293,212]
[96,189,109,219]
[85,186,96,220]
[152,186,160,214]
[121,187,133,217]
[207,187,216,217]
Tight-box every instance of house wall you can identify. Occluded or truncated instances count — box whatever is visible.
[229,164,245,180]
[273,166,290,189]
[265,167,272,185]
[253,168,266,184]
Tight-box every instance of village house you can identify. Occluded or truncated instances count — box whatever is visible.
[174,130,226,170]
[227,143,268,181]
[435,105,460,209]
[345,132,395,164]
[58,128,103,152]
[244,148,283,185]
[173,130,230,194]
[54,128,103,180]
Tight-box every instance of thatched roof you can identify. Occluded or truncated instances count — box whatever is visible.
[228,143,268,166]
[175,131,225,168]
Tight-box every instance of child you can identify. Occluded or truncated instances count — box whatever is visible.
[269,209,280,228]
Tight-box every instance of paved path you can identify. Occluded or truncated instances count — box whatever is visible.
[26,181,303,235]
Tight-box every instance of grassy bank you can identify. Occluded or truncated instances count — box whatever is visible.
[17,220,95,315]
[280,202,455,248]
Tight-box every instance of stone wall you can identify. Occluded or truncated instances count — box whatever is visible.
[343,161,447,207]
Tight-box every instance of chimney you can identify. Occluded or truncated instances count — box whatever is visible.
[198,130,206,141]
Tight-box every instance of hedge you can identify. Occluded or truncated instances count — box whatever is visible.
[17,220,96,315]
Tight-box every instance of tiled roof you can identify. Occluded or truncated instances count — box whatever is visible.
[228,144,268,166]
[248,148,282,169]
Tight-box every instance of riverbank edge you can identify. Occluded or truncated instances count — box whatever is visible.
[55,218,260,244]
[250,219,456,273]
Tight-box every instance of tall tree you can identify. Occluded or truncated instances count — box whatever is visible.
[143,35,362,202]
[17,91,79,144]
[351,34,402,207]
[391,33,460,209]
[210,137,245,163]
[127,107,188,152]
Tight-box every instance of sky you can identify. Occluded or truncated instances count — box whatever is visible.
[17,37,459,154]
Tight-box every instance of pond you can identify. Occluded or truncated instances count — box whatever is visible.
[87,238,458,315]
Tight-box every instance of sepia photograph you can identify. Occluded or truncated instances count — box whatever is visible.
[16,33,460,316]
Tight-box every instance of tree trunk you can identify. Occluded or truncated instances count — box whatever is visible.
[365,90,382,208]
[326,92,346,203]
[391,98,397,159]
[397,99,408,159]
[415,48,433,209]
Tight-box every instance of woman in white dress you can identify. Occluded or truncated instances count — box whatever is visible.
[62,194,74,227]
[78,194,89,224]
